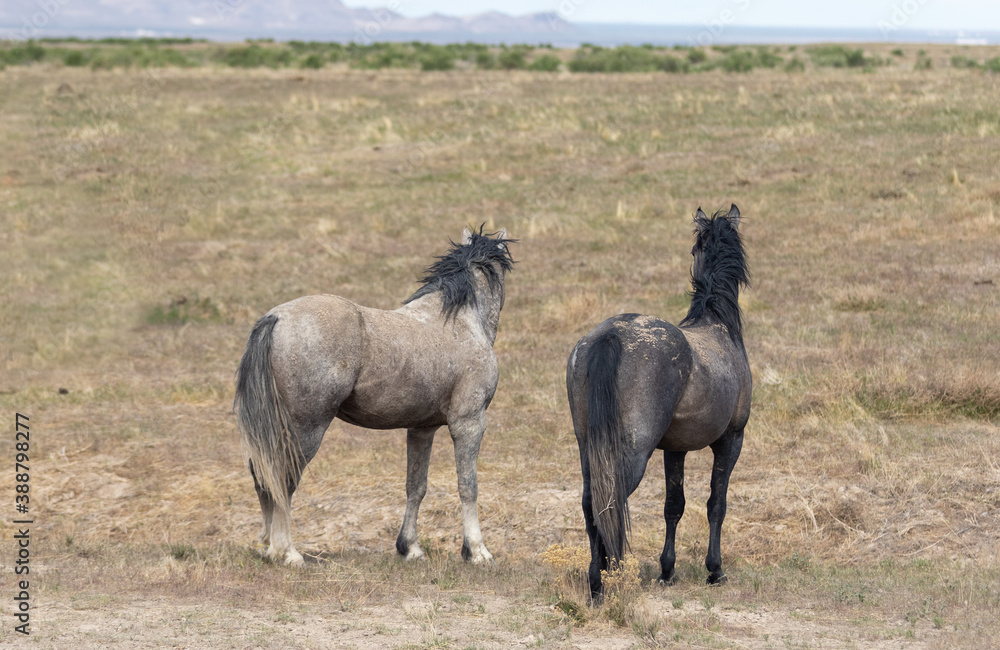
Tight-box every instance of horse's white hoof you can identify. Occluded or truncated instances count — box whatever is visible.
[466,544,494,564]
[266,545,304,567]
[404,545,426,561]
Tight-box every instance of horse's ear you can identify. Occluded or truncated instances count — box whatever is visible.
[497,227,508,240]
[461,226,473,245]
[695,207,707,221]
[727,203,741,229]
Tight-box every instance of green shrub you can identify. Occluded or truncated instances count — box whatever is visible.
[659,54,688,73]
[808,45,877,69]
[687,48,707,64]
[220,44,294,68]
[89,47,138,69]
[419,45,456,71]
[88,44,192,69]
[567,46,607,72]
[719,49,755,72]
[445,42,488,64]
[986,57,1000,72]
[950,54,978,69]
[349,43,415,70]
[568,45,694,73]
[528,53,561,72]
[568,45,662,73]
[847,49,870,67]
[915,53,932,70]
[891,48,905,57]
[0,41,46,65]
[784,56,805,72]
[475,50,496,69]
[288,39,342,67]
[753,47,784,69]
[62,50,87,67]
[692,46,782,73]
[149,46,194,68]
[497,46,531,70]
[300,53,324,69]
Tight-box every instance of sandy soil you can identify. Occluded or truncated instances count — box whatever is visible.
[18,592,951,649]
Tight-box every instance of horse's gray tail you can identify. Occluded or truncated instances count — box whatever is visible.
[585,330,631,563]
[234,313,299,518]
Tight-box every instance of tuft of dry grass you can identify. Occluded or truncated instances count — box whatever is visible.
[850,363,1000,420]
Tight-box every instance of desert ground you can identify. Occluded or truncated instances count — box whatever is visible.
[1,42,999,648]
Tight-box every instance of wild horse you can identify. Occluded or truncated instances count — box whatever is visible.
[235,227,514,566]
[567,205,751,597]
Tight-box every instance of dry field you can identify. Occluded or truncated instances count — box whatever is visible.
[1,43,999,648]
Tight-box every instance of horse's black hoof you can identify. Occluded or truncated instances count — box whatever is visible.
[656,573,678,586]
[707,573,728,586]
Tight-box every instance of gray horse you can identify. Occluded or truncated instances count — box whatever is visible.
[235,227,514,566]
[566,205,751,598]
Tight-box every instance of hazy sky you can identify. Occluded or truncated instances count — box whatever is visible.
[344,0,1000,31]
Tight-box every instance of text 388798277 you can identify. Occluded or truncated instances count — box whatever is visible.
[13,413,31,636]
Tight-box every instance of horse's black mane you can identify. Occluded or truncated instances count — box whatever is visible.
[405,226,516,320]
[679,206,750,342]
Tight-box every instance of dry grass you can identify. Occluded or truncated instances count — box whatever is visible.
[2,44,1000,647]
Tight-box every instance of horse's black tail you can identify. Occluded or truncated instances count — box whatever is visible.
[585,330,631,563]
[234,314,300,518]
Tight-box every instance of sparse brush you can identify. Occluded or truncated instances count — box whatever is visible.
[600,555,642,627]
[541,544,590,571]
[541,544,590,621]
[808,44,881,69]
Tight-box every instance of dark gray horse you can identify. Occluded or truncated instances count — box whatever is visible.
[235,227,514,566]
[566,205,751,598]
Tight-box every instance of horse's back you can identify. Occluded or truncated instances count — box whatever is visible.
[570,313,751,453]
[263,293,498,430]
[341,302,498,429]
[663,322,751,451]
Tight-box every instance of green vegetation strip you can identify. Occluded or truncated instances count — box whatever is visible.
[4,38,1000,72]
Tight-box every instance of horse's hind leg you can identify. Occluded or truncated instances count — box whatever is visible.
[267,421,331,566]
[658,450,687,585]
[449,413,493,563]
[396,427,438,560]
[705,428,744,585]
[249,460,274,550]
[580,454,608,600]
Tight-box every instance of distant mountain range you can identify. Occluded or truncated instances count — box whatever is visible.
[0,0,576,42]
[1,1,997,45]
